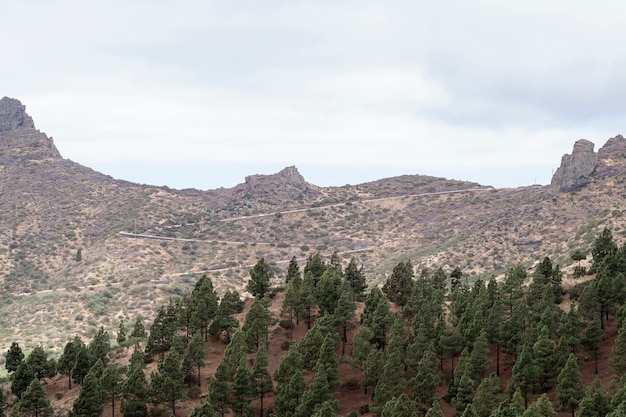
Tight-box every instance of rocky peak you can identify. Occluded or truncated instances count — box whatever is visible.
[593,135,626,178]
[233,166,320,202]
[550,139,599,192]
[0,97,35,132]
[0,97,61,161]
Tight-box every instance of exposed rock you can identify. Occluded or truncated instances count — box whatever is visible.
[232,166,321,204]
[0,97,61,161]
[0,96,35,132]
[550,139,599,192]
[593,135,626,178]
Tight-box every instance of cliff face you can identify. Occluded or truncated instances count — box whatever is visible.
[0,96,62,161]
[594,135,626,178]
[550,139,599,192]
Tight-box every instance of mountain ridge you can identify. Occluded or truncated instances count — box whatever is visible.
[2,97,626,354]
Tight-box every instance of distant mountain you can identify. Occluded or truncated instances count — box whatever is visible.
[1,96,625,353]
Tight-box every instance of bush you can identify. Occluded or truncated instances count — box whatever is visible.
[359,404,370,415]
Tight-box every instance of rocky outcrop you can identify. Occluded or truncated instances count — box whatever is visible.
[0,97,35,132]
[0,97,61,161]
[550,139,599,192]
[593,135,626,178]
[232,166,321,202]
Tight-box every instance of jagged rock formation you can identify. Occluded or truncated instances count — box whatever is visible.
[550,139,599,192]
[594,135,626,178]
[0,97,62,161]
[232,165,321,202]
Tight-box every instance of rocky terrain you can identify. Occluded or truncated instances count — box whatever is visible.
[1,96,626,357]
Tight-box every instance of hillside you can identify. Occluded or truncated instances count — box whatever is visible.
[1,96,626,355]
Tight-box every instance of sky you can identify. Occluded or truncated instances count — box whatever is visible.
[2,1,626,190]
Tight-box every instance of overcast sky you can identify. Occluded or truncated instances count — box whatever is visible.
[2,1,625,190]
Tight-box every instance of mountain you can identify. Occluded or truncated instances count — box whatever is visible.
[1,96,626,354]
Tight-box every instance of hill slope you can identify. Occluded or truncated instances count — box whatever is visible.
[1,97,626,354]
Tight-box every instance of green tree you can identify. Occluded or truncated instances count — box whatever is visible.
[273,369,305,417]
[381,394,418,417]
[582,316,604,374]
[425,401,445,417]
[247,258,274,299]
[209,361,232,417]
[121,364,148,417]
[11,361,34,399]
[298,271,317,329]
[57,337,84,389]
[70,371,103,417]
[412,347,443,415]
[273,343,303,386]
[471,373,502,417]
[150,350,186,416]
[232,357,254,417]
[100,365,123,417]
[571,250,587,277]
[311,400,336,417]
[612,320,626,375]
[577,378,610,417]
[556,354,584,417]
[511,345,538,409]
[522,394,555,417]
[183,333,206,386]
[344,257,367,299]
[532,326,556,390]
[303,253,327,287]
[190,274,219,341]
[189,401,218,417]
[314,335,339,391]
[5,342,24,373]
[317,269,342,316]
[0,387,6,417]
[209,291,241,343]
[335,280,357,355]
[382,260,414,306]
[252,345,273,417]
[451,266,464,293]
[13,379,53,417]
[286,256,300,285]
[72,344,92,386]
[281,275,301,339]
[591,227,618,273]
[89,326,111,366]
[117,320,127,345]
[242,297,275,352]
[129,318,147,339]
[26,346,51,381]
[294,367,332,417]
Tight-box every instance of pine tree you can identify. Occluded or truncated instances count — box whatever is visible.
[335,280,357,355]
[70,371,103,417]
[412,347,443,415]
[183,333,206,386]
[522,394,555,417]
[189,401,218,417]
[246,257,274,299]
[89,327,111,366]
[117,320,127,345]
[613,320,626,375]
[5,342,24,373]
[281,274,301,336]
[58,337,85,389]
[425,400,445,417]
[11,362,34,399]
[252,345,273,417]
[311,400,337,417]
[469,330,490,381]
[382,260,414,306]
[26,346,50,381]
[294,367,332,417]
[317,269,341,315]
[286,256,301,285]
[232,357,254,417]
[129,317,147,339]
[209,291,241,343]
[121,365,148,417]
[511,345,538,409]
[555,354,584,417]
[533,326,556,390]
[0,387,6,417]
[303,253,327,287]
[150,350,186,416]
[344,257,367,299]
[273,370,305,417]
[381,394,418,417]
[314,335,339,391]
[72,344,92,386]
[209,361,232,417]
[190,274,219,340]
[471,373,502,417]
[13,379,53,417]
[273,343,303,386]
[242,297,275,352]
[577,378,610,417]
[100,365,123,417]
